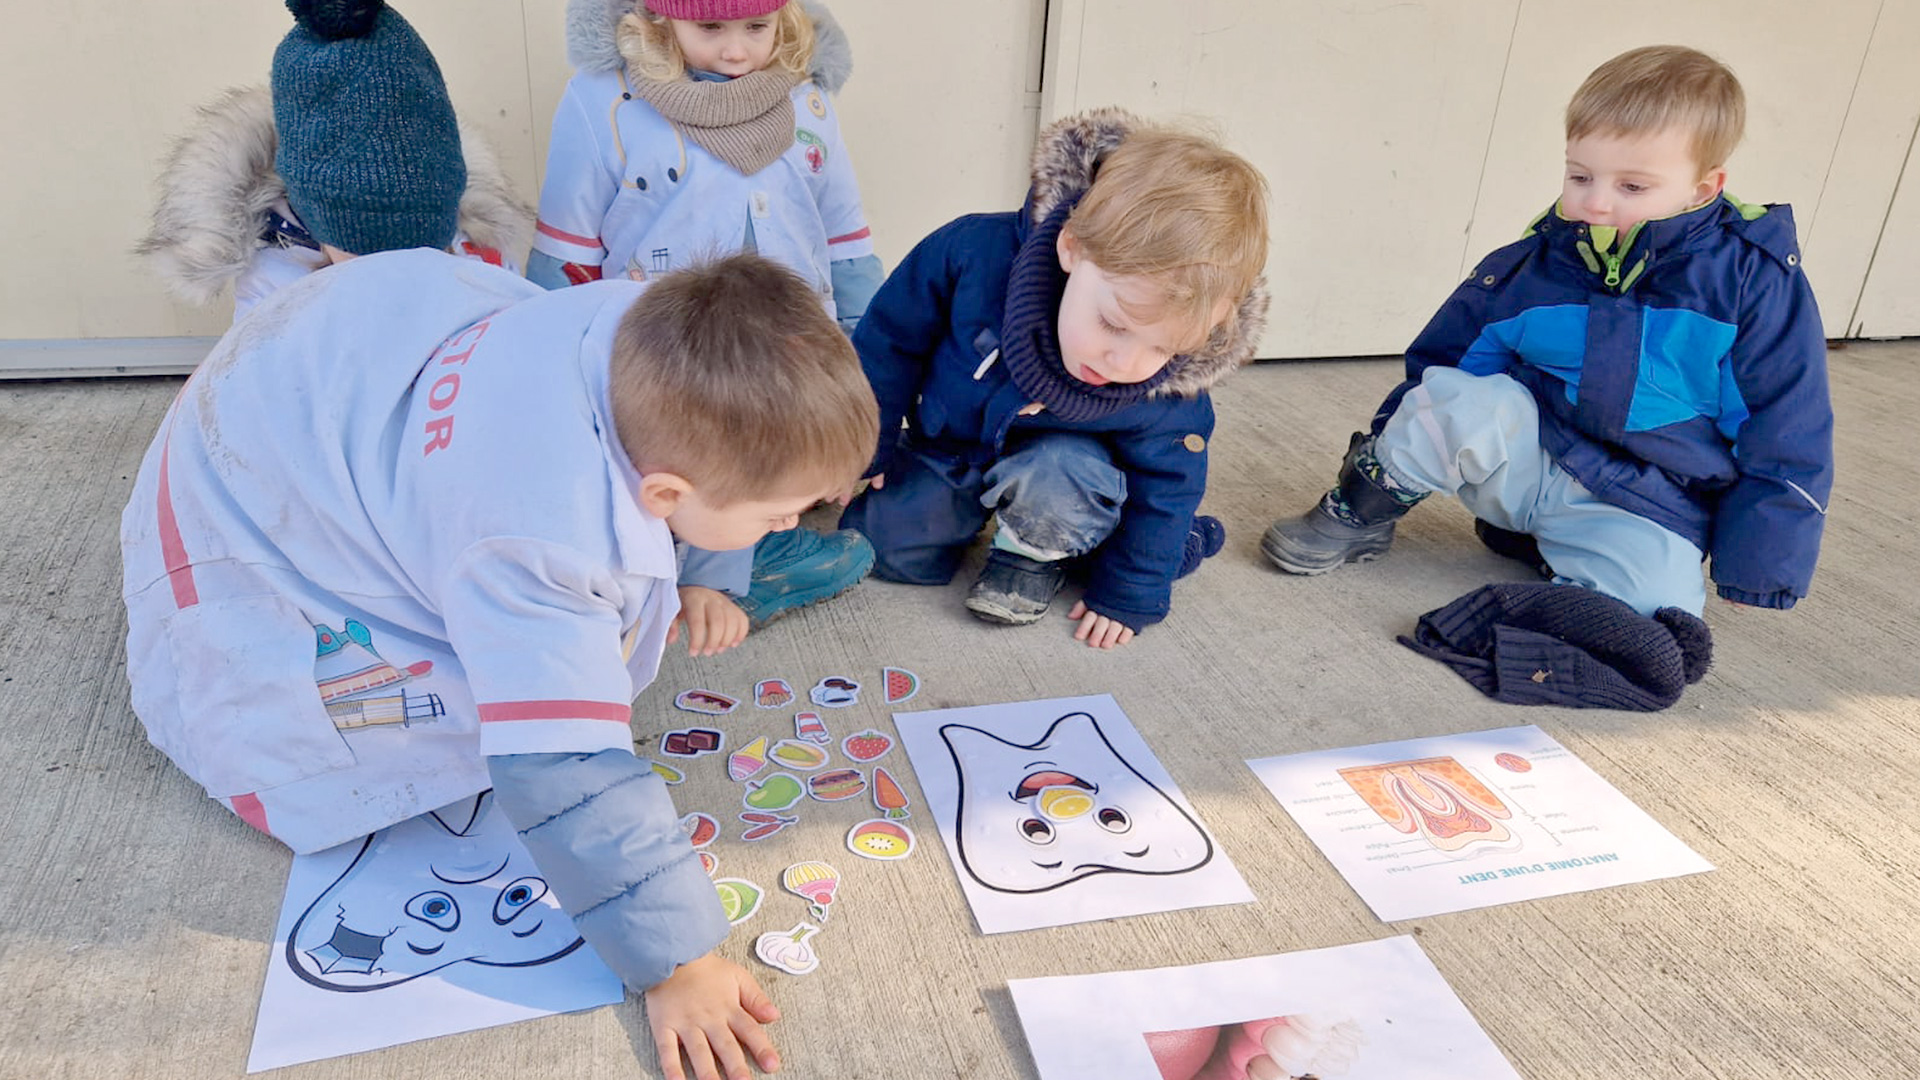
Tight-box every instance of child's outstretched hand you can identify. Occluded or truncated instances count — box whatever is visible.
[644,953,782,1080]
[671,586,750,657]
[1068,600,1136,649]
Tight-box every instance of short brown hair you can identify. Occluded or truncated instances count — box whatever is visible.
[1566,45,1746,175]
[610,253,878,506]
[618,0,814,84]
[1065,126,1269,351]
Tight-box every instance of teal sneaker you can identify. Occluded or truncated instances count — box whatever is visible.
[736,528,876,627]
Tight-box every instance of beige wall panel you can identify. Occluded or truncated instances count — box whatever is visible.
[1043,0,1520,359]
[0,1,542,340]
[1464,0,1883,338]
[521,0,1044,272]
[1814,4,1920,338]
[1847,132,1920,337]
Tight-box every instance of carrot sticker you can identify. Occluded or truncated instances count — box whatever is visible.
[871,765,911,819]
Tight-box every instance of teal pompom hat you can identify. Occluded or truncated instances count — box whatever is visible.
[270,0,466,255]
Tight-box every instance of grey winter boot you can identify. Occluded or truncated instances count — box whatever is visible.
[1262,432,1427,575]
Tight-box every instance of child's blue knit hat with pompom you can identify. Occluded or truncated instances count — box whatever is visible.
[270,0,466,255]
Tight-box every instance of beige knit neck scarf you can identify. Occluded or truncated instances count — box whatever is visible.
[629,68,803,175]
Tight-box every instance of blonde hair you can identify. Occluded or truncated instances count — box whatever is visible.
[1065,127,1269,351]
[617,1,814,84]
[1566,45,1746,175]
[610,253,878,506]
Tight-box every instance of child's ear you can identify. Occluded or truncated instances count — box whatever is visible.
[1694,166,1728,207]
[636,471,694,519]
[1056,225,1081,274]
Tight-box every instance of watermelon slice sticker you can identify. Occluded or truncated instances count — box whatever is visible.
[679,812,719,848]
[882,666,920,704]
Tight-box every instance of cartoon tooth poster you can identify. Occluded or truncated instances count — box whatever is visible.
[892,694,1252,934]
[1247,725,1713,922]
[247,792,622,1072]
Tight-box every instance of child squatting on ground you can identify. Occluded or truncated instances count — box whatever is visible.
[840,109,1271,648]
[137,0,531,319]
[120,250,878,1078]
[531,0,882,639]
[1263,46,1834,631]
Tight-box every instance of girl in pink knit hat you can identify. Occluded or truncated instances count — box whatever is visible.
[530,0,883,659]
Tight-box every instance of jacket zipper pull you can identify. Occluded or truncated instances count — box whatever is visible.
[1603,251,1623,290]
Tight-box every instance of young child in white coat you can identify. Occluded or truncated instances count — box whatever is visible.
[531,0,882,640]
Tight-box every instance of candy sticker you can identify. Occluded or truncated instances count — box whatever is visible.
[846,818,917,861]
[882,666,920,704]
[714,878,763,924]
[870,765,911,819]
[674,688,739,715]
[768,739,829,771]
[794,711,830,744]
[809,677,861,708]
[755,679,794,709]
[841,730,893,763]
[680,812,719,848]
[755,922,822,976]
[807,767,866,803]
[660,728,724,757]
[781,861,840,922]
[743,772,806,812]
[739,810,800,842]
[728,735,770,782]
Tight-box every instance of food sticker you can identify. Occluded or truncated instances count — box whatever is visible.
[660,727,725,758]
[739,810,800,842]
[882,666,920,704]
[841,729,893,763]
[714,878,763,924]
[674,688,739,715]
[794,711,830,744]
[698,851,719,877]
[680,812,719,848]
[846,818,917,861]
[870,765,911,819]
[809,677,861,708]
[728,735,771,782]
[742,772,806,812]
[768,739,830,771]
[755,922,822,976]
[781,860,841,922]
[755,679,794,709]
[650,760,686,785]
[807,767,866,803]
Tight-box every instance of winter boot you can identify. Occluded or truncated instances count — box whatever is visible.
[1262,432,1426,574]
[736,528,876,627]
[964,549,1067,626]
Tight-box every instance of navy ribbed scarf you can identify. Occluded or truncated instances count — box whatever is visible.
[1001,199,1171,422]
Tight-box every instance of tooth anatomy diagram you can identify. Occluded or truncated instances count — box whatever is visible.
[1337,757,1519,856]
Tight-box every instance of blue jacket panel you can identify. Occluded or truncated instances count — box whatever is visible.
[1373,196,1833,609]
[853,211,1216,629]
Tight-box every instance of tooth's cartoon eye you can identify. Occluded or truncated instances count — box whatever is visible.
[1018,817,1055,845]
[1096,807,1131,833]
[494,877,548,923]
[406,891,459,930]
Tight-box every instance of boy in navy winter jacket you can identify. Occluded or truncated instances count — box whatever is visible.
[1264,45,1833,617]
[841,110,1271,647]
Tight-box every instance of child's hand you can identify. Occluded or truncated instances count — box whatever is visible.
[1068,601,1136,649]
[835,474,883,506]
[644,953,782,1080]
[670,586,750,657]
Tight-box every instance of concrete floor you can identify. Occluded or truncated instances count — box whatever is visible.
[1,345,1915,1079]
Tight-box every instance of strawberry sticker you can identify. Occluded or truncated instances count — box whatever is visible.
[882,666,920,704]
[842,729,893,763]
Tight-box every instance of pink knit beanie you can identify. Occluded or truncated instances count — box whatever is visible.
[643,0,787,18]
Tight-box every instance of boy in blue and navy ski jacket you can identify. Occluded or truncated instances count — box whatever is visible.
[840,109,1271,647]
[1265,45,1833,619]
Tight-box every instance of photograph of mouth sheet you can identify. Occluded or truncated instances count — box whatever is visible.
[247,792,622,1072]
[891,693,1251,934]
[1008,936,1521,1079]
[1247,725,1712,922]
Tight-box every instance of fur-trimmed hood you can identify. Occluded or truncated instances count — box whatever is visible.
[136,86,534,306]
[1026,108,1271,398]
[565,0,852,93]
